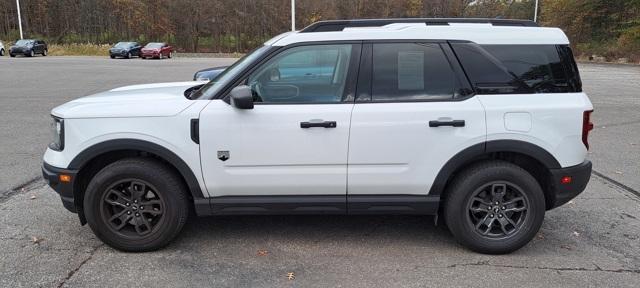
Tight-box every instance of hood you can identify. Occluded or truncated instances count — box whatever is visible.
[52,81,207,119]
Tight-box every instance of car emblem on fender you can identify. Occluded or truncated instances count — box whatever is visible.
[217,151,230,161]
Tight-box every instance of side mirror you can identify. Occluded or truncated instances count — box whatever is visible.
[269,68,281,82]
[230,85,254,109]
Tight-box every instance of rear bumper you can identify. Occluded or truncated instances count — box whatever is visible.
[42,162,78,213]
[549,160,592,209]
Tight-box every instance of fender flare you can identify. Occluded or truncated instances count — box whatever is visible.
[428,140,561,196]
[69,139,205,199]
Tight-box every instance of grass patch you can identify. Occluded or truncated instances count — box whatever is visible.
[47,43,111,56]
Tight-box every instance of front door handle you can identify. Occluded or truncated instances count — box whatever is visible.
[429,120,465,127]
[300,121,337,128]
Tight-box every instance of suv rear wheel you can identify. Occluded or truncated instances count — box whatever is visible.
[444,160,545,254]
[84,158,189,252]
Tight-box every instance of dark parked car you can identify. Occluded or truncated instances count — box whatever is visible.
[141,42,173,59]
[193,66,228,81]
[109,42,141,59]
[9,39,47,57]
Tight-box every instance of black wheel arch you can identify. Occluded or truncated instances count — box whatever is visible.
[430,140,561,209]
[69,139,205,223]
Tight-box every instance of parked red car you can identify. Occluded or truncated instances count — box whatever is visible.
[141,42,173,59]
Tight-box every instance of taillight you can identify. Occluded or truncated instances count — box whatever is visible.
[582,110,594,150]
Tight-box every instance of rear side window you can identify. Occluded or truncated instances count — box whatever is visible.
[372,43,457,101]
[451,43,582,94]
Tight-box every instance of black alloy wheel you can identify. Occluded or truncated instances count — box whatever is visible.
[84,158,189,252]
[466,181,529,238]
[100,179,166,238]
[444,160,545,254]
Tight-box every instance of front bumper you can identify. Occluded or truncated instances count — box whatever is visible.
[42,162,78,213]
[109,50,129,57]
[141,51,160,58]
[10,48,28,55]
[549,160,592,209]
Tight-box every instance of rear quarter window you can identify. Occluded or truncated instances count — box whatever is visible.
[451,43,582,94]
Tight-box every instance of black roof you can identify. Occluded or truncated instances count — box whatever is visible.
[300,18,538,33]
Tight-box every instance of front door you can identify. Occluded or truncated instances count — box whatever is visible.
[199,43,361,198]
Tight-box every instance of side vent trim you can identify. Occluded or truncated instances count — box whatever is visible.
[190,119,199,144]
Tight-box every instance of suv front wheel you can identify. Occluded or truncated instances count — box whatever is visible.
[444,160,545,254]
[84,158,189,252]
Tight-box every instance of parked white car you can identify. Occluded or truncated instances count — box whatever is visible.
[43,18,593,254]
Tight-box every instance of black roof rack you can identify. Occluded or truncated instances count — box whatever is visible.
[300,18,538,33]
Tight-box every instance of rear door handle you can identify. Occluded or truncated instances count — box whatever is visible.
[300,121,337,128]
[429,120,465,127]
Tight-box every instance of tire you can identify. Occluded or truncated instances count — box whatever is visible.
[126,52,132,59]
[84,158,190,252]
[42,49,47,56]
[141,56,146,59]
[10,53,15,57]
[28,50,34,57]
[110,55,115,59]
[0,49,4,56]
[168,51,172,59]
[443,160,545,254]
[159,52,163,59]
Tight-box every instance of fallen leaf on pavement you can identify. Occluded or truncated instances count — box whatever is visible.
[615,171,623,174]
[30,195,37,200]
[286,272,295,280]
[536,232,545,240]
[31,236,44,244]
[572,231,580,237]
[561,245,573,250]
[257,249,268,256]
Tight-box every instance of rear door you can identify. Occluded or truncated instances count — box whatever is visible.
[347,42,486,205]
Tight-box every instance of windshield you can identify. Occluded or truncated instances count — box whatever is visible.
[145,43,164,48]
[192,45,272,100]
[114,42,132,48]
[15,40,33,46]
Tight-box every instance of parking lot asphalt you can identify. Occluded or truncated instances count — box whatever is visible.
[0,57,639,287]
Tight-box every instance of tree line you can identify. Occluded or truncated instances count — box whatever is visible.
[0,0,638,60]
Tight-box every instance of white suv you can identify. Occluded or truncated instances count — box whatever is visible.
[43,19,594,254]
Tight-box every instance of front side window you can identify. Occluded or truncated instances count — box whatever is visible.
[246,44,353,104]
[371,43,457,101]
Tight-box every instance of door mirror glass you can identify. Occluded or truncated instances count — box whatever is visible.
[230,85,254,109]
[269,68,280,82]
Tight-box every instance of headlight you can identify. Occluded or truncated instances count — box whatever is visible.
[49,117,64,151]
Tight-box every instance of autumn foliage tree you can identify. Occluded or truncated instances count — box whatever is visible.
[0,0,638,59]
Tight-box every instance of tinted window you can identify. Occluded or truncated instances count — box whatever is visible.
[371,43,457,101]
[483,45,571,93]
[452,43,580,94]
[246,44,353,103]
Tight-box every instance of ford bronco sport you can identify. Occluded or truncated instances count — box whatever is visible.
[43,19,593,254]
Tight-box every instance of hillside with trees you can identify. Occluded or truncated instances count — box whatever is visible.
[0,0,638,61]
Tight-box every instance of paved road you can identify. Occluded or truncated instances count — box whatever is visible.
[0,57,639,287]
